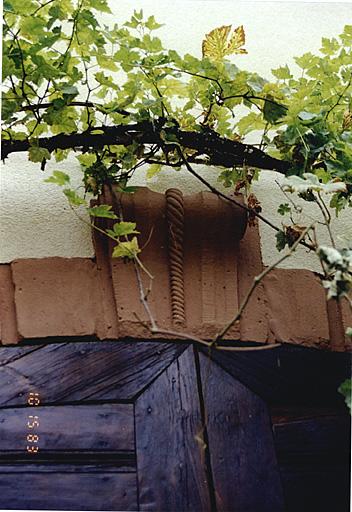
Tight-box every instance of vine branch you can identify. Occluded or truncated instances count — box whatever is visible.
[1,121,291,174]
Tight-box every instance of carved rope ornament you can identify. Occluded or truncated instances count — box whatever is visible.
[165,189,186,325]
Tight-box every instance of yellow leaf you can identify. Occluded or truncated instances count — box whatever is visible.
[112,237,141,259]
[228,25,247,55]
[146,163,162,179]
[202,25,247,61]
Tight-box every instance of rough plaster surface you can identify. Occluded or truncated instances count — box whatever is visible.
[143,166,352,271]
[1,1,351,270]
[0,153,94,261]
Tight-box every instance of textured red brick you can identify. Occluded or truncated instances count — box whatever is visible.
[109,188,247,339]
[262,268,330,348]
[237,222,269,343]
[11,258,98,338]
[91,192,120,340]
[111,188,172,337]
[183,192,244,339]
[340,298,352,351]
[0,265,21,345]
[326,299,346,352]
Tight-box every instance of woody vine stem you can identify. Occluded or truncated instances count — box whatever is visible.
[2,3,351,394]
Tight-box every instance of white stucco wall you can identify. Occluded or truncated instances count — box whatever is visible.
[1,0,351,269]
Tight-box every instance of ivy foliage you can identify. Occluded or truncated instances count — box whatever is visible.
[2,2,351,205]
[2,1,352,266]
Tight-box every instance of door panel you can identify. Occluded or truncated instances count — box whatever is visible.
[0,340,348,511]
[0,341,186,406]
[198,352,284,511]
[135,346,211,512]
[273,416,351,512]
[0,404,134,453]
[0,469,137,511]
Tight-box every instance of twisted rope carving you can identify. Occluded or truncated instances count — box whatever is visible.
[165,188,186,325]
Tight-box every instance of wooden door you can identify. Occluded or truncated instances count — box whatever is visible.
[0,341,350,511]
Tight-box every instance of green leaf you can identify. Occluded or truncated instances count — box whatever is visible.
[146,163,162,179]
[77,153,97,168]
[315,168,331,184]
[159,130,180,145]
[2,55,16,80]
[54,149,70,162]
[134,9,143,21]
[28,146,51,163]
[271,65,292,80]
[44,170,70,186]
[88,0,112,13]
[320,37,339,56]
[63,189,86,206]
[3,0,13,11]
[112,237,141,259]
[263,96,287,124]
[278,203,291,216]
[20,17,46,37]
[107,221,139,237]
[275,230,287,251]
[145,15,163,31]
[96,53,118,71]
[48,4,68,21]
[6,0,37,13]
[237,112,266,135]
[338,379,352,412]
[298,111,321,125]
[62,85,79,96]
[294,52,319,70]
[87,205,117,219]
[1,99,18,121]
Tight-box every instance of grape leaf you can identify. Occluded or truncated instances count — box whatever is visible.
[28,146,51,163]
[112,237,141,259]
[146,163,162,179]
[63,189,86,206]
[275,230,287,251]
[202,25,247,61]
[338,379,352,412]
[45,170,70,186]
[278,203,291,216]
[88,205,117,219]
[107,221,139,237]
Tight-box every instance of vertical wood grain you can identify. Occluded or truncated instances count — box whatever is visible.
[135,346,211,511]
[199,351,284,512]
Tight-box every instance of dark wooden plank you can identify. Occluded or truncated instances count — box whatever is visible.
[279,465,350,512]
[206,344,351,406]
[270,404,348,423]
[135,346,211,511]
[273,416,351,455]
[0,341,186,406]
[0,404,134,454]
[273,416,351,512]
[198,351,284,512]
[0,463,135,473]
[0,469,137,511]
[0,345,44,365]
